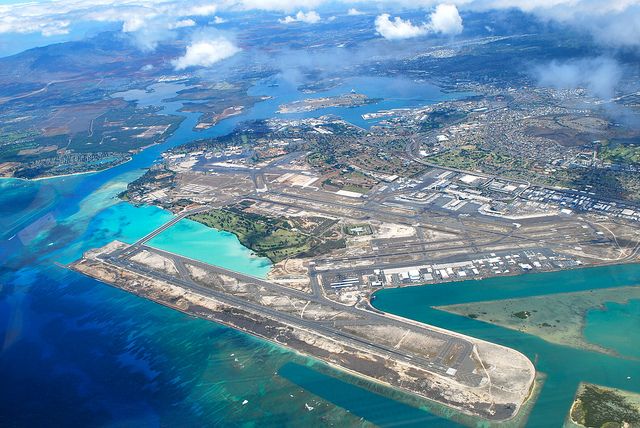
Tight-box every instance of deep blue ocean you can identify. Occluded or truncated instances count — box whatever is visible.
[2,74,638,427]
[0,77,472,427]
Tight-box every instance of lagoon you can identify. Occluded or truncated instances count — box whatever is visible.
[5,72,626,427]
[584,298,640,360]
[147,218,272,278]
[372,265,640,427]
[0,74,471,426]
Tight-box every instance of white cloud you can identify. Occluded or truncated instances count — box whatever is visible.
[375,14,428,40]
[122,15,147,33]
[472,0,635,15]
[234,0,326,12]
[40,20,71,36]
[464,0,640,48]
[183,3,218,16]
[0,0,639,50]
[172,35,241,70]
[279,10,321,24]
[0,6,74,37]
[533,56,623,99]
[428,3,463,35]
[0,0,219,38]
[81,1,220,51]
[169,19,196,29]
[375,4,463,40]
[212,16,227,24]
[347,8,364,16]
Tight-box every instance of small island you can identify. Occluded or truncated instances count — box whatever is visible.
[567,383,640,428]
[278,93,379,114]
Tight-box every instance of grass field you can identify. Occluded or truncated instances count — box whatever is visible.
[599,141,640,165]
[189,207,344,263]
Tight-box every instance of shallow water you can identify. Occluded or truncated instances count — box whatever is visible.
[436,285,640,356]
[584,298,640,360]
[147,218,272,278]
[372,266,640,427]
[0,76,476,426]
[2,73,638,426]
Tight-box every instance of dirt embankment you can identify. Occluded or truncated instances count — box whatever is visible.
[71,252,535,422]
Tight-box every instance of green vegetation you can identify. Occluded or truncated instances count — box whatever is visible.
[0,129,39,145]
[338,183,370,194]
[570,167,640,203]
[120,166,176,205]
[599,141,640,165]
[429,146,640,202]
[418,108,467,132]
[307,150,339,171]
[512,311,531,319]
[189,207,345,263]
[429,147,531,175]
[321,169,378,194]
[0,102,183,178]
[570,384,640,428]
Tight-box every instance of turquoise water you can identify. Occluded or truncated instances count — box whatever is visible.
[147,218,272,278]
[0,76,477,426]
[372,265,640,427]
[1,70,639,426]
[584,298,640,360]
[2,73,638,426]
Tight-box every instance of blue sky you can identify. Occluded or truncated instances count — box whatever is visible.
[0,0,638,58]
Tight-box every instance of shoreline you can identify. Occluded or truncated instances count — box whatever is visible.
[369,257,640,296]
[0,118,187,183]
[0,156,135,182]
[434,294,639,359]
[0,168,100,182]
[566,382,640,428]
[69,243,537,423]
[186,213,280,265]
[74,267,527,425]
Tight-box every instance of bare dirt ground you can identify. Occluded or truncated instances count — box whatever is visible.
[71,245,536,422]
[374,222,416,239]
[267,258,312,293]
[130,249,178,275]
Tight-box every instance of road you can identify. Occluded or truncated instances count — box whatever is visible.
[404,129,640,210]
[99,242,481,386]
[113,206,211,259]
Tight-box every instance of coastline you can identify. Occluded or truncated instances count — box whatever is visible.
[0,156,134,182]
[69,243,537,423]
[366,292,537,419]
[72,264,532,425]
[370,264,640,360]
[32,168,101,181]
[0,168,99,182]
[368,257,640,295]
